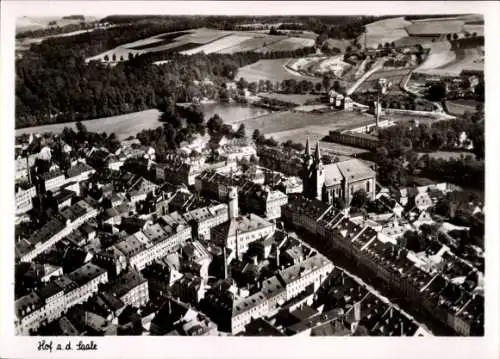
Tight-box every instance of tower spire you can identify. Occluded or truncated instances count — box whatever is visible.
[315,142,321,161]
[305,137,311,156]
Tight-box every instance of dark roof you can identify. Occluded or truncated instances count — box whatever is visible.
[67,162,95,178]
[107,270,147,298]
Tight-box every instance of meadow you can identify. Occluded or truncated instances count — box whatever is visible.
[15,110,162,140]
[237,59,321,83]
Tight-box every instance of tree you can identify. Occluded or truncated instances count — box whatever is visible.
[446,34,452,41]
[350,189,369,209]
[252,129,264,144]
[322,76,333,92]
[112,53,116,62]
[235,124,246,138]
[315,82,323,93]
[426,82,447,102]
[237,77,248,90]
[207,114,224,135]
[103,54,109,62]
[332,197,346,211]
[453,33,459,40]
[264,137,278,147]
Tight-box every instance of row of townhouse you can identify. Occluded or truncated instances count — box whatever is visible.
[230,254,334,334]
[281,195,484,336]
[15,163,96,215]
[112,218,193,272]
[16,200,98,262]
[15,263,108,335]
[15,185,37,214]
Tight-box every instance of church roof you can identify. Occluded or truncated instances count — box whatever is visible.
[336,159,375,182]
[324,164,343,187]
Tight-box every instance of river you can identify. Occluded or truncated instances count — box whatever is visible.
[15,103,272,140]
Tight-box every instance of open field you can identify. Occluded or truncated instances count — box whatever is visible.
[257,93,321,106]
[318,141,370,157]
[256,37,315,52]
[235,110,374,144]
[16,16,99,33]
[415,41,455,72]
[15,109,162,140]
[324,38,352,52]
[180,34,253,55]
[405,20,465,37]
[463,24,484,37]
[415,41,483,77]
[217,35,284,54]
[236,59,321,83]
[446,100,480,116]
[359,17,412,49]
[85,28,317,63]
[288,56,352,78]
[355,68,412,93]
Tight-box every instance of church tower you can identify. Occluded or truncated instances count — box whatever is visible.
[302,141,325,201]
[311,142,325,200]
[302,138,313,198]
[228,186,239,219]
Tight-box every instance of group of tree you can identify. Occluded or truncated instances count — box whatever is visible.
[253,129,300,150]
[351,92,436,112]
[377,114,484,158]
[374,108,484,190]
[17,28,316,129]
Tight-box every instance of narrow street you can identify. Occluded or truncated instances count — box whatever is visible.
[289,227,456,336]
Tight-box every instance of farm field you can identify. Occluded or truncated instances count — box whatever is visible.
[414,41,455,73]
[257,93,321,106]
[15,109,162,140]
[180,34,254,55]
[415,41,484,77]
[359,16,412,49]
[85,28,317,63]
[235,110,374,145]
[217,35,284,54]
[323,38,352,52]
[236,59,321,83]
[256,37,315,52]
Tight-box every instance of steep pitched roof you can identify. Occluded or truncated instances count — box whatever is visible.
[337,159,375,182]
[323,164,343,187]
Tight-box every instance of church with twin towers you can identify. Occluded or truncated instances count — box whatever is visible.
[301,138,376,206]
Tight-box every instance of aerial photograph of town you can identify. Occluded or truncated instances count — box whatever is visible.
[11,8,487,339]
